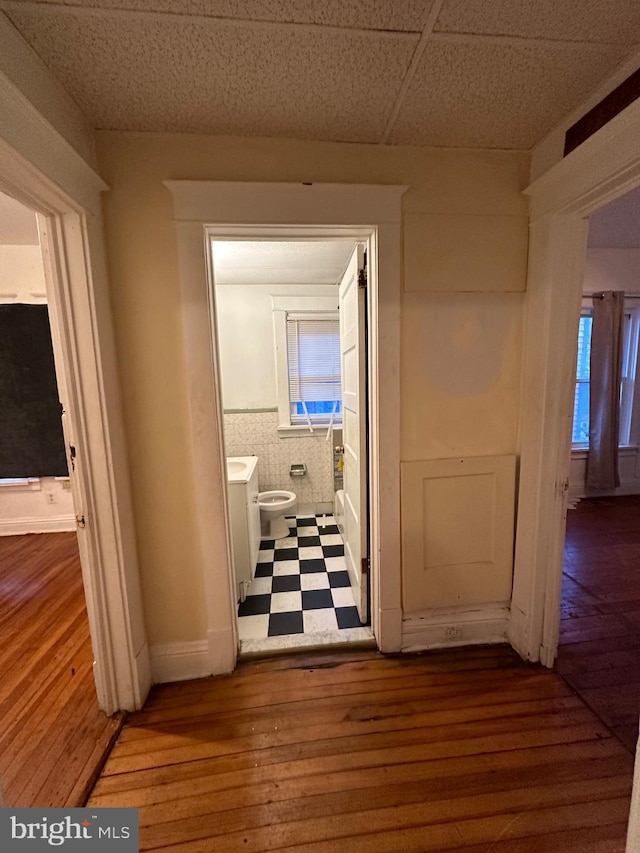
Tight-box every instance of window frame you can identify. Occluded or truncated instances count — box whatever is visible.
[571,300,640,449]
[272,295,342,435]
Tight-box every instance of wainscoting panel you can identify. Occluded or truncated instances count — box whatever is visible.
[401,455,516,613]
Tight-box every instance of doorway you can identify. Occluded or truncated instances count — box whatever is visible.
[557,186,640,752]
[0,191,121,806]
[168,179,405,671]
[0,136,150,719]
[210,237,374,654]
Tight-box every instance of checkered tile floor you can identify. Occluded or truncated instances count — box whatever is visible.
[237,515,367,641]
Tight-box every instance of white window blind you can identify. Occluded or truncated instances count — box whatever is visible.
[286,313,341,422]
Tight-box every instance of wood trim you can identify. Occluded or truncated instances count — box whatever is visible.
[168,183,406,677]
[149,641,211,684]
[0,133,149,714]
[0,82,105,216]
[565,68,640,157]
[526,97,640,221]
[402,604,510,651]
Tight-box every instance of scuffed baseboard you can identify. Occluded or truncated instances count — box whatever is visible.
[401,603,510,653]
[149,640,212,684]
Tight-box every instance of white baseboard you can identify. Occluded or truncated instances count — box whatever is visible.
[207,626,236,675]
[401,603,510,653]
[0,514,76,536]
[150,640,212,684]
[133,642,152,710]
[376,606,402,652]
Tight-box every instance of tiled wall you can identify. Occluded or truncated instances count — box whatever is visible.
[224,411,335,513]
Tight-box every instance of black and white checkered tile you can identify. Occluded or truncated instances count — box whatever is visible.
[237,515,367,640]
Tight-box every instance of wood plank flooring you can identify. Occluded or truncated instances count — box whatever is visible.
[0,532,123,807]
[89,646,633,851]
[558,495,640,751]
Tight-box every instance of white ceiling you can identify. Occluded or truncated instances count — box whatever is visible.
[212,241,354,286]
[2,0,640,149]
[0,190,39,244]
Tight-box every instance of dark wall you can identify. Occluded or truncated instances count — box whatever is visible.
[0,304,68,478]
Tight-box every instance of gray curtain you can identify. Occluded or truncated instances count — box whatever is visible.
[587,290,624,492]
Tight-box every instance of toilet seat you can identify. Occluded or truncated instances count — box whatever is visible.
[258,490,296,509]
[257,490,297,539]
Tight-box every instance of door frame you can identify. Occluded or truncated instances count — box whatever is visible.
[510,98,640,669]
[167,181,406,672]
[0,136,151,714]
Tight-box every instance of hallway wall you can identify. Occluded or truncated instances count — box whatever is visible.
[96,131,529,645]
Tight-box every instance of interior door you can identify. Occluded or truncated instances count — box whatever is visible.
[339,244,368,623]
[37,214,106,709]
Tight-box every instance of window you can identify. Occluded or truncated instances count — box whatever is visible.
[284,313,341,427]
[572,313,592,444]
[273,298,342,432]
[572,306,640,447]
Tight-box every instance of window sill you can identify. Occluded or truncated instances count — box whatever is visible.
[277,423,342,437]
[0,477,42,491]
[571,445,639,459]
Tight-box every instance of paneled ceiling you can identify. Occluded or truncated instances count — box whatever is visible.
[1,0,640,149]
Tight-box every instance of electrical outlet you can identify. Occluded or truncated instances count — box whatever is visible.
[445,625,462,640]
[45,492,55,504]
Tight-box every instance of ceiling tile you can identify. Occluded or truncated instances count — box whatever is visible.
[435,0,640,45]
[6,8,417,142]
[388,39,628,149]
[13,0,434,32]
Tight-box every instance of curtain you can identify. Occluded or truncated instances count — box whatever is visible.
[586,290,624,492]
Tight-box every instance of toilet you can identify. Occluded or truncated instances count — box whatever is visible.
[257,490,297,540]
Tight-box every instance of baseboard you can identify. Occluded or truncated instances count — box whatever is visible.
[149,640,212,684]
[207,626,237,676]
[0,514,76,536]
[133,642,152,710]
[401,603,510,652]
[376,606,402,652]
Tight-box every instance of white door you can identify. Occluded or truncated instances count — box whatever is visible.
[339,244,368,623]
[37,214,107,709]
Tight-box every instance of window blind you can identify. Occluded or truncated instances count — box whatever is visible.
[286,314,341,420]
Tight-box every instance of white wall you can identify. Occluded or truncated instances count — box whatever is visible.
[0,244,46,301]
[216,282,339,513]
[96,131,528,649]
[215,283,337,410]
[583,249,640,294]
[0,239,74,532]
[0,477,74,535]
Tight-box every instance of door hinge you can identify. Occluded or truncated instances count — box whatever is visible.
[69,444,77,471]
[76,514,86,529]
[361,555,370,576]
[358,268,367,289]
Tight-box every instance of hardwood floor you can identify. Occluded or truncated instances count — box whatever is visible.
[89,646,633,851]
[558,495,640,751]
[0,532,122,807]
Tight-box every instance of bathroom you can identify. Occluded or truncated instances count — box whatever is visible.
[212,239,372,653]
